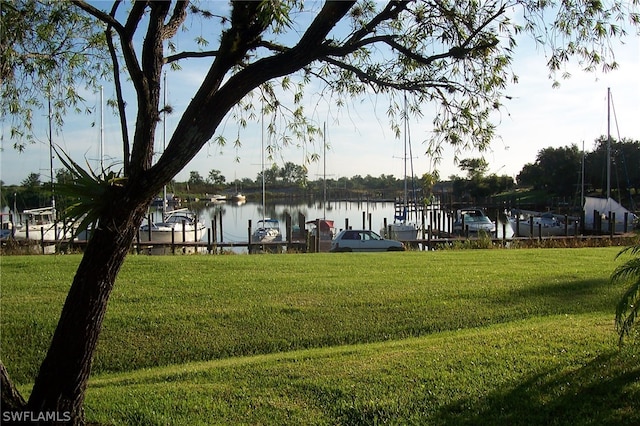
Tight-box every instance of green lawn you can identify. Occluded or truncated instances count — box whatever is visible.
[2,248,639,425]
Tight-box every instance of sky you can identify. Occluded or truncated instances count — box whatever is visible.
[1,5,639,188]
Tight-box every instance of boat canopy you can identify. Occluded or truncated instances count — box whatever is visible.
[306,219,334,232]
[583,196,637,231]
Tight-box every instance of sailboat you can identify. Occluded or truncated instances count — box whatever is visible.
[381,96,419,241]
[583,88,638,233]
[306,122,336,251]
[11,96,72,250]
[139,73,206,247]
[251,105,282,244]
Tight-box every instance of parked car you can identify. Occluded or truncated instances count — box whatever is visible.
[330,229,405,252]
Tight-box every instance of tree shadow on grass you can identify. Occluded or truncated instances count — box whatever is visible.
[434,349,640,426]
[489,278,618,317]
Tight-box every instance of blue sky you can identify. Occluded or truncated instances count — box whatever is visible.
[1,5,639,187]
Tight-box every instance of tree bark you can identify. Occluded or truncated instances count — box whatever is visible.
[1,361,27,415]
[25,197,149,424]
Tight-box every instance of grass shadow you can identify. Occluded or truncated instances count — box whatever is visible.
[434,349,640,425]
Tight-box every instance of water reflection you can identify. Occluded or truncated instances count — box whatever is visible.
[163,199,512,245]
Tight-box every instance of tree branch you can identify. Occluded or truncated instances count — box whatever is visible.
[163,0,189,39]
[106,26,130,175]
[165,50,219,64]
[124,1,148,39]
[70,0,124,33]
[346,0,408,45]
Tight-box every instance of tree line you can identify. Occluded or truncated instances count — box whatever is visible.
[4,137,637,211]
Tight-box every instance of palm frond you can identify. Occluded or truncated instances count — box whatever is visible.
[612,242,640,346]
[54,146,127,239]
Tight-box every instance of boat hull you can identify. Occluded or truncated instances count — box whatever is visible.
[381,223,419,241]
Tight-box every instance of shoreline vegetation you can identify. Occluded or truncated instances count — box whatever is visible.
[2,248,639,424]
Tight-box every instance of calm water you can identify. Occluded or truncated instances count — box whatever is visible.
[156,199,512,250]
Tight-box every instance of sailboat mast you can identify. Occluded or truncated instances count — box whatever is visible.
[323,122,327,220]
[606,87,611,200]
[162,72,167,218]
[403,95,408,207]
[581,140,585,207]
[100,86,105,171]
[261,103,266,222]
[48,94,56,221]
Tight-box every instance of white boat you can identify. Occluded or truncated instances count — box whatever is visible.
[381,96,419,241]
[579,90,638,234]
[251,106,282,245]
[508,210,570,237]
[453,208,496,235]
[583,196,637,233]
[251,218,282,243]
[139,209,206,244]
[383,208,419,241]
[10,207,73,253]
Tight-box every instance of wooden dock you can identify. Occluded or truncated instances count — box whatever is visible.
[2,204,636,255]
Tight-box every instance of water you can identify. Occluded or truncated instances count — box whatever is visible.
[186,199,403,243]
[171,199,513,253]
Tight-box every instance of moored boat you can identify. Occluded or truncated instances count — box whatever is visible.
[453,208,495,235]
[508,210,572,237]
[11,207,72,242]
[251,218,282,243]
[139,209,206,244]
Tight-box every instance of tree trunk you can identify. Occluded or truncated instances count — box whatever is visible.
[25,198,149,425]
[1,361,27,418]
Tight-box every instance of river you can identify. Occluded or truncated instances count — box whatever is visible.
[149,199,513,253]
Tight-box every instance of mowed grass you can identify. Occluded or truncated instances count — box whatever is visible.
[2,248,639,425]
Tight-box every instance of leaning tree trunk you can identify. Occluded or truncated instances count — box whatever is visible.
[25,197,150,424]
[1,361,27,417]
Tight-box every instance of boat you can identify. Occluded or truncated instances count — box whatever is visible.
[231,192,246,202]
[137,75,206,250]
[306,218,336,251]
[8,96,72,251]
[139,209,206,244]
[10,207,73,252]
[0,213,14,240]
[381,96,419,241]
[583,196,637,233]
[453,208,496,235]
[251,218,282,243]
[251,105,282,245]
[152,193,181,208]
[384,208,420,241]
[306,123,336,251]
[580,89,638,234]
[508,210,570,237]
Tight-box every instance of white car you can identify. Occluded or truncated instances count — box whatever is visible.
[330,229,405,252]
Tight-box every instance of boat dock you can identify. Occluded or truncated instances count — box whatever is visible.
[2,202,636,255]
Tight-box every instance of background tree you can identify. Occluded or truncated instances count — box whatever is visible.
[585,136,640,203]
[527,145,582,196]
[207,169,226,186]
[419,171,440,203]
[516,162,544,189]
[458,158,489,180]
[279,161,308,187]
[13,172,45,208]
[2,1,637,423]
[20,172,41,189]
